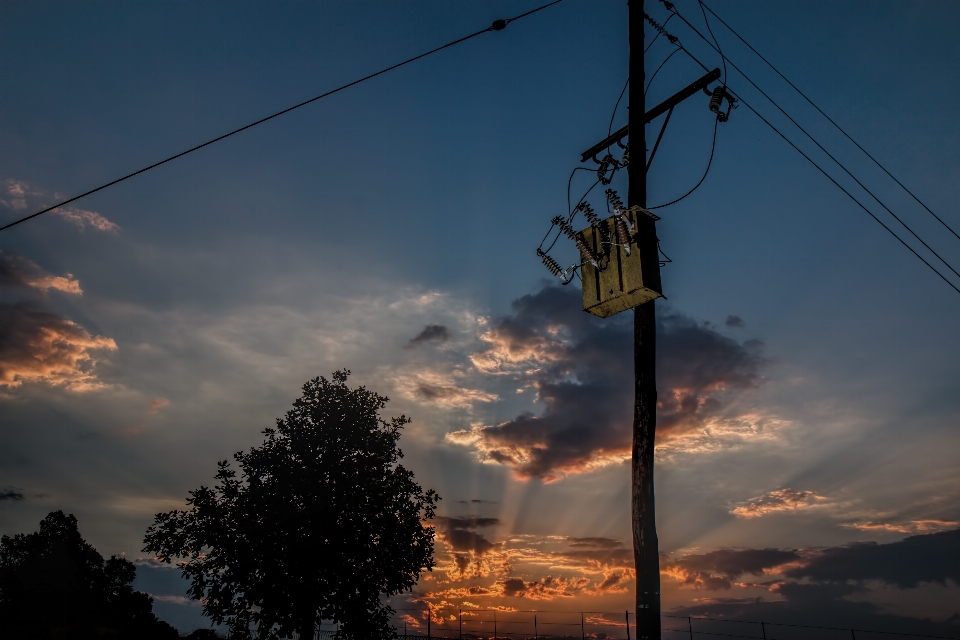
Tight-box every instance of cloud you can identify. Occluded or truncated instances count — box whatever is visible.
[53,207,120,232]
[0,304,117,390]
[840,519,958,535]
[0,180,117,232]
[149,398,170,414]
[725,315,745,328]
[783,527,960,589]
[663,548,801,590]
[0,489,25,501]
[433,517,504,578]
[567,537,623,549]
[406,324,451,348]
[730,489,829,518]
[394,371,498,408]
[495,575,589,600]
[0,251,82,295]
[448,286,769,481]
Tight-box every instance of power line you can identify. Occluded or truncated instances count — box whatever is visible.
[665,2,960,285]
[649,117,719,210]
[699,0,960,245]
[659,3,960,295]
[0,0,563,234]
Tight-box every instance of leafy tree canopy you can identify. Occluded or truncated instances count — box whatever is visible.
[143,370,440,639]
[0,510,178,640]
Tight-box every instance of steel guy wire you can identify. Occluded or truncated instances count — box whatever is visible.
[664,1,960,285]
[658,4,960,295]
[699,0,960,245]
[0,0,564,233]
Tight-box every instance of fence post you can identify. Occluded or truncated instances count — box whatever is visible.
[581,612,585,640]
[535,612,538,640]
[427,604,431,639]
[494,609,497,640]
[851,631,856,640]
[760,622,766,640]
[626,610,631,640]
[688,616,693,639]
[459,608,462,639]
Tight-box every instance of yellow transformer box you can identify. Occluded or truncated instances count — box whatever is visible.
[579,206,663,318]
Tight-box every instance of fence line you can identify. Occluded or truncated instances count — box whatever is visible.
[370,607,960,640]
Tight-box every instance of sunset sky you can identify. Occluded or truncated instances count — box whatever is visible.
[2,0,959,636]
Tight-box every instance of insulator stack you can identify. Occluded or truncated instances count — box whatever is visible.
[614,212,632,255]
[577,202,599,226]
[605,188,625,213]
[621,146,629,168]
[557,218,599,266]
[537,249,564,278]
[709,86,724,114]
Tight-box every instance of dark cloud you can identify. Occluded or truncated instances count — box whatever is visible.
[0,303,117,391]
[433,517,501,555]
[663,531,960,636]
[0,489,25,501]
[452,286,767,480]
[0,251,81,295]
[405,324,450,349]
[567,537,623,549]
[784,527,960,588]
[725,315,745,328]
[664,548,801,590]
[0,303,117,390]
[456,499,497,505]
[496,575,588,599]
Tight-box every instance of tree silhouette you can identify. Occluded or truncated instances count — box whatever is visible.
[0,510,178,640]
[143,370,440,639]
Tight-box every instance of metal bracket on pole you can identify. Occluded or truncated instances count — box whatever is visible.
[580,68,721,163]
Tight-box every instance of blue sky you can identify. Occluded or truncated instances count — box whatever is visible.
[2,0,959,636]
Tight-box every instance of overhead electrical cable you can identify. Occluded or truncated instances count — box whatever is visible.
[700,0,960,244]
[645,47,682,96]
[667,32,960,296]
[644,12,676,52]
[0,0,563,234]
[664,3,960,286]
[649,118,719,210]
[698,0,727,85]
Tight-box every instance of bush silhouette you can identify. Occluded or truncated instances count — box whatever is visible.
[0,510,178,640]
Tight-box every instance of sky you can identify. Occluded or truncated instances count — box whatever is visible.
[1,0,959,636]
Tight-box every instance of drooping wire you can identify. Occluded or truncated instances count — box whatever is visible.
[609,79,629,138]
[699,0,960,244]
[648,117,719,210]
[644,12,676,52]
[645,47,682,96]
[698,0,727,85]
[665,1,960,283]
[667,28,960,295]
[0,0,565,233]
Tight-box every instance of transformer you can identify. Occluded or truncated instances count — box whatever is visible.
[578,206,663,318]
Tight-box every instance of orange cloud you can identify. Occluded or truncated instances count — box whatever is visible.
[394,371,498,408]
[0,305,117,391]
[729,489,829,518]
[53,207,119,232]
[0,179,118,232]
[0,251,82,295]
[840,519,958,534]
[149,398,170,414]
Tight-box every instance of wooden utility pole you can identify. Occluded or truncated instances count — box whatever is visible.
[629,0,662,638]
